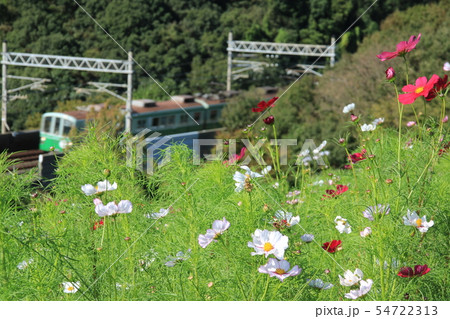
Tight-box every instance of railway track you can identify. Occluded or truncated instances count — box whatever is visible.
[7,149,46,174]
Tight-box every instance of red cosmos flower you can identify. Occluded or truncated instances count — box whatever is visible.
[92,219,104,230]
[223,147,246,165]
[263,115,275,125]
[376,34,421,61]
[425,75,449,101]
[438,141,450,156]
[322,185,349,199]
[322,240,342,253]
[397,264,430,278]
[398,74,440,105]
[349,149,367,163]
[252,97,278,112]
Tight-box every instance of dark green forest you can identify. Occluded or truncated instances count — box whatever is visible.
[0,0,441,130]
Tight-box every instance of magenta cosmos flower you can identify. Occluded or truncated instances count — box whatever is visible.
[398,75,440,105]
[376,34,421,61]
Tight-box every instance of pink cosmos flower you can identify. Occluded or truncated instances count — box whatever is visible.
[223,147,246,165]
[376,34,421,61]
[406,121,416,127]
[398,75,440,105]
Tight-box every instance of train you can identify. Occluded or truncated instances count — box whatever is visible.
[38,94,228,152]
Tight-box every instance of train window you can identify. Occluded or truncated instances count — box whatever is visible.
[180,114,188,124]
[63,120,72,135]
[44,117,52,132]
[167,115,175,126]
[54,117,61,135]
[152,117,159,127]
[194,112,201,122]
[210,110,218,121]
[137,119,147,129]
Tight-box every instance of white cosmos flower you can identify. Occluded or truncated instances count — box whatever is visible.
[164,249,192,267]
[362,204,390,221]
[301,234,314,243]
[81,180,117,195]
[198,218,230,248]
[258,258,301,282]
[17,258,33,270]
[402,210,434,233]
[339,269,363,286]
[233,166,270,192]
[116,283,131,290]
[313,140,327,154]
[361,123,377,132]
[343,103,355,113]
[274,210,300,227]
[308,278,333,290]
[360,227,372,237]
[146,208,170,219]
[62,281,80,294]
[443,62,450,72]
[95,200,132,217]
[312,180,324,186]
[372,118,384,126]
[334,216,352,234]
[344,279,373,299]
[248,229,289,259]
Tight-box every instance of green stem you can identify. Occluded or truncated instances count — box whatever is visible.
[394,84,403,213]
[260,272,270,301]
[272,124,280,180]
[403,56,409,85]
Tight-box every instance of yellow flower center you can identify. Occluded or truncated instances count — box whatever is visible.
[275,268,286,275]
[67,286,74,291]
[263,242,274,252]
[416,219,422,227]
[415,87,424,94]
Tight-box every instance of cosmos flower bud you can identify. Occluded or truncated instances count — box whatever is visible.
[263,115,275,125]
[103,169,111,177]
[385,67,395,80]
[338,138,345,144]
[350,114,358,122]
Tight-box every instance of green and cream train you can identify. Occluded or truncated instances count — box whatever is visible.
[39,95,227,152]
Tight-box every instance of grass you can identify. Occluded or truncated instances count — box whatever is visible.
[0,117,448,301]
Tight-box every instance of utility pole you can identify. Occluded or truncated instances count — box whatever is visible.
[226,32,233,92]
[125,51,133,133]
[1,41,8,134]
